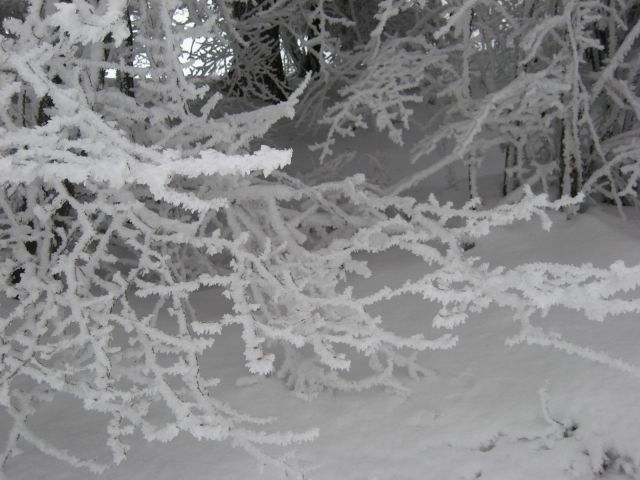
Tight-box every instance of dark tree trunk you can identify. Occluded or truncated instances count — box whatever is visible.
[558,124,581,198]
[230,0,287,102]
[301,15,321,74]
[282,11,321,78]
[120,9,135,98]
[502,144,519,196]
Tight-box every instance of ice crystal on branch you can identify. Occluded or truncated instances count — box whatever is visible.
[401,0,640,208]
[2,1,640,478]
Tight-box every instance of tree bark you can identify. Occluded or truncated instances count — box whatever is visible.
[230,0,287,102]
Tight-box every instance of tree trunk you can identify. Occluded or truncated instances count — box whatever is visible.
[230,0,287,102]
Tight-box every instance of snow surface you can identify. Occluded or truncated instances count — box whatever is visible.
[3,184,640,479]
[3,110,640,480]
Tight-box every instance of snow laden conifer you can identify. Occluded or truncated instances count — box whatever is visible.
[397,0,640,208]
[2,1,640,478]
[303,1,640,208]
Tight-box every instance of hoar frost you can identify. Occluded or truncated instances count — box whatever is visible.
[1,0,640,478]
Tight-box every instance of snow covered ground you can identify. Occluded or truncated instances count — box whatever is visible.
[3,114,640,480]
[4,192,640,479]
